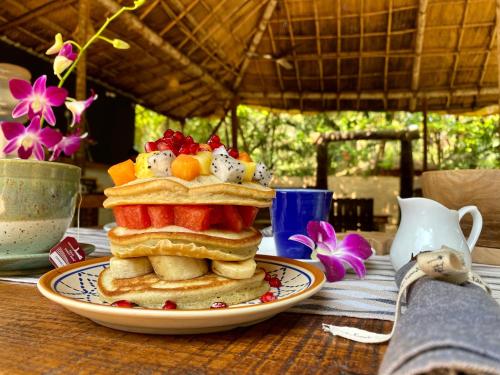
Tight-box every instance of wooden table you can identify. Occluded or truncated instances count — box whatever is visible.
[0,282,390,374]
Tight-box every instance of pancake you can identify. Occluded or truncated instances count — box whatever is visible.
[98,267,269,309]
[108,226,261,261]
[103,175,275,208]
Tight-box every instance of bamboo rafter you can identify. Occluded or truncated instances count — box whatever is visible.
[284,0,303,111]
[383,0,393,110]
[312,0,324,108]
[410,0,429,111]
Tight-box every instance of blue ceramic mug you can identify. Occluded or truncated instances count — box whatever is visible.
[271,189,333,259]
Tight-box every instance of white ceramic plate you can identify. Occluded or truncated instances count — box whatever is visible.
[37,255,325,334]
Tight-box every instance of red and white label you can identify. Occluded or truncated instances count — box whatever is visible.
[49,237,86,268]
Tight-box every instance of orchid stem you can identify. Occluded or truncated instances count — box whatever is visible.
[68,40,83,50]
[57,2,144,89]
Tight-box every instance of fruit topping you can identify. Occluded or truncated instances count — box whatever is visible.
[268,277,282,288]
[209,206,224,225]
[135,152,155,178]
[113,205,151,229]
[192,151,212,175]
[212,145,229,157]
[148,150,175,177]
[211,154,245,183]
[199,143,212,152]
[162,300,177,310]
[241,161,256,182]
[174,205,212,231]
[238,151,252,162]
[207,134,222,149]
[171,154,201,181]
[210,302,228,309]
[111,300,137,308]
[227,147,239,159]
[147,205,175,227]
[144,141,157,152]
[108,159,136,186]
[253,162,273,187]
[260,292,277,303]
[163,129,174,138]
[173,131,185,146]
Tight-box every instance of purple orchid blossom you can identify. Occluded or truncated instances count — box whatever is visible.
[289,221,372,282]
[1,116,62,160]
[65,91,98,127]
[8,75,67,126]
[50,131,88,161]
[53,43,78,76]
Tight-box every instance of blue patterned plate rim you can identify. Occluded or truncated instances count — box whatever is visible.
[37,254,326,317]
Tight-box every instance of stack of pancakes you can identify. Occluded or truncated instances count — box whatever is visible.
[98,175,275,309]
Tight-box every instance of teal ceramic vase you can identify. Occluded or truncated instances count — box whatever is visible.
[0,159,81,255]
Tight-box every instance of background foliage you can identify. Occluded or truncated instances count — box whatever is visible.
[135,105,500,177]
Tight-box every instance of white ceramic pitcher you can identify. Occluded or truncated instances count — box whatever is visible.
[390,197,483,271]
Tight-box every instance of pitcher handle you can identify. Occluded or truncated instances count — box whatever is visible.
[458,206,483,252]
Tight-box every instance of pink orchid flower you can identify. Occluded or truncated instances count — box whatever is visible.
[1,116,62,160]
[50,131,88,161]
[53,43,78,76]
[65,91,98,127]
[9,75,68,126]
[289,221,372,282]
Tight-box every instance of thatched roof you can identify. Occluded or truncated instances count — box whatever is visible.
[1,0,499,118]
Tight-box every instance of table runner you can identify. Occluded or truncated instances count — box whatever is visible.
[1,228,499,321]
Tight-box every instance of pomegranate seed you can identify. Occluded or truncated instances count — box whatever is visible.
[264,272,272,281]
[145,141,157,152]
[260,292,277,303]
[173,131,184,144]
[156,141,170,151]
[184,135,194,144]
[162,300,177,310]
[111,300,136,308]
[189,143,199,154]
[268,277,282,288]
[210,301,228,309]
[178,144,191,154]
[208,134,220,144]
[163,129,174,138]
[227,148,239,159]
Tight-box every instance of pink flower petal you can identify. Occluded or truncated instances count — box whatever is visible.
[32,75,47,95]
[18,144,33,159]
[11,101,30,118]
[45,86,68,106]
[32,143,45,160]
[1,122,25,140]
[307,221,337,250]
[338,234,372,260]
[288,234,315,251]
[317,253,346,282]
[26,116,41,133]
[43,105,56,126]
[3,139,19,154]
[39,127,62,148]
[9,79,32,99]
[337,253,367,278]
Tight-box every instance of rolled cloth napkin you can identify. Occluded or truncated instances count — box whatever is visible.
[378,259,500,375]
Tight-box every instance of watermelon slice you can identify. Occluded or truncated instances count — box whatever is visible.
[210,206,224,226]
[147,205,174,228]
[174,205,211,231]
[113,205,151,229]
[221,205,243,232]
[238,206,259,228]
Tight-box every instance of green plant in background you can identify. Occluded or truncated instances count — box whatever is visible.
[135,104,500,176]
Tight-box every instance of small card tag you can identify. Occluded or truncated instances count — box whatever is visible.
[49,236,86,268]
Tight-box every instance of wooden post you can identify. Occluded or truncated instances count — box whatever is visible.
[315,140,329,189]
[400,135,414,198]
[230,98,239,149]
[423,99,428,171]
[76,0,89,166]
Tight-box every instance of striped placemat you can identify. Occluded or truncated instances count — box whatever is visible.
[1,228,499,322]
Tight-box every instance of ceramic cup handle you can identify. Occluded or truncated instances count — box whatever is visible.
[458,205,483,252]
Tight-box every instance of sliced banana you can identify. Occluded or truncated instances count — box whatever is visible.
[109,256,153,279]
[212,258,256,280]
[149,255,208,281]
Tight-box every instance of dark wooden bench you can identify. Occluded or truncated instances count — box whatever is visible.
[330,198,375,232]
